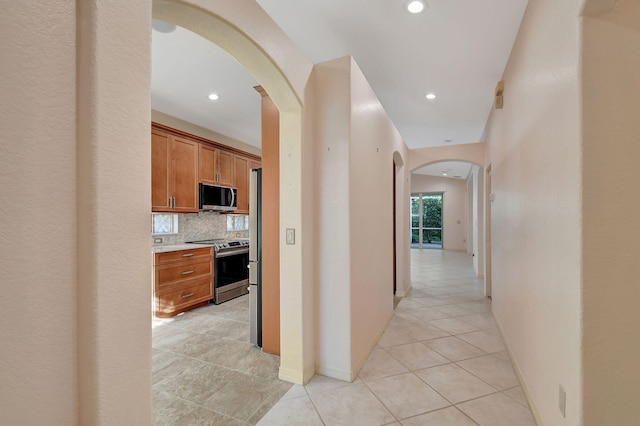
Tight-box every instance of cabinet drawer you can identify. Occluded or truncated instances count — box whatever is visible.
[155,258,212,288]
[155,277,212,317]
[155,247,212,265]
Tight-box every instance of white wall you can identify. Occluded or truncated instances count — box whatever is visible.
[581,2,640,424]
[312,56,409,380]
[411,174,468,251]
[483,0,583,423]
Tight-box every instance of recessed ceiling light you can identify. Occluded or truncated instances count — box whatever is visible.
[208,93,220,101]
[406,0,426,14]
[152,19,176,34]
[425,93,437,100]
[442,172,448,176]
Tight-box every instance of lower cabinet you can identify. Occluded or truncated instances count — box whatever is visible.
[153,247,213,317]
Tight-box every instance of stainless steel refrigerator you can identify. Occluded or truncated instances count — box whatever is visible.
[249,168,262,347]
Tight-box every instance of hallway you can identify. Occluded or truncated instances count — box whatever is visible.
[258,250,536,425]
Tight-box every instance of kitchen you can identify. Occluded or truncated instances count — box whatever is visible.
[149,21,284,423]
[149,115,288,423]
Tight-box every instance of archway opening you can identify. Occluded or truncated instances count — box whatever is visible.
[151,0,311,387]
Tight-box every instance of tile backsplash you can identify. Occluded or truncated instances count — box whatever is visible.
[152,211,249,246]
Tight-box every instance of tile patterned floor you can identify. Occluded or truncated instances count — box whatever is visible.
[258,250,537,425]
[152,295,292,425]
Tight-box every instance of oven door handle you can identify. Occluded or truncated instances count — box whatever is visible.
[215,247,249,258]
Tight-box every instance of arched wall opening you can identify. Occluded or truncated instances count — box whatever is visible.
[407,141,488,293]
[151,0,314,384]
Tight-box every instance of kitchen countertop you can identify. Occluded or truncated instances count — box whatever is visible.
[151,243,214,253]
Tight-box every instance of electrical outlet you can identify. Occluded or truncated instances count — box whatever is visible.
[286,228,295,245]
[153,237,163,244]
[559,385,566,418]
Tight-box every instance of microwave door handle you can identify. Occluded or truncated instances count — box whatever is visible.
[230,188,235,208]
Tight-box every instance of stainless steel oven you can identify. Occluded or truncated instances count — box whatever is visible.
[187,239,249,304]
[214,243,249,303]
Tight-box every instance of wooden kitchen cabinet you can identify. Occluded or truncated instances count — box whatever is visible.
[152,129,199,213]
[233,156,262,214]
[152,122,260,215]
[234,155,249,214]
[153,246,213,317]
[199,144,234,187]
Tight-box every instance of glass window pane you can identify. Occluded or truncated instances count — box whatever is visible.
[227,215,249,231]
[411,228,420,244]
[152,214,178,235]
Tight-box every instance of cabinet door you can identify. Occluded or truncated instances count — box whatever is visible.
[249,160,261,171]
[234,155,250,214]
[171,136,199,212]
[217,150,234,187]
[151,130,171,211]
[198,144,217,185]
[248,160,261,213]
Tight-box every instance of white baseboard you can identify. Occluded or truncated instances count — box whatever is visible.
[351,311,394,380]
[315,365,353,382]
[494,317,544,425]
[279,365,316,385]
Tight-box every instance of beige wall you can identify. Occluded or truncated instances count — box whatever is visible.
[484,0,583,423]
[2,0,153,423]
[411,174,468,251]
[349,58,407,376]
[1,1,79,423]
[312,56,409,380]
[582,2,640,424]
[312,57,353,379]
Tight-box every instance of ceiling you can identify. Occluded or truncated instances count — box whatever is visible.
[151,0,529,151]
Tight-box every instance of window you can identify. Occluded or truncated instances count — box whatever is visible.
[411,192,443,249]
[152,213,179,235]
[227,215,249,231]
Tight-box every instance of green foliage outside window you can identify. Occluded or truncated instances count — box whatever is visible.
[411,193,443,244]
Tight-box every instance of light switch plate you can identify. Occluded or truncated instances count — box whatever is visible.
[286,228,295,245]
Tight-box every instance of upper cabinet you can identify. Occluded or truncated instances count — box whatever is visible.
[234,155,262,214]
[152,123,260,214]
[199,144,234,187]
[152,129,198,213]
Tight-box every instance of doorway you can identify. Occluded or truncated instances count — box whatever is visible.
[152,0,310,385]
[485,165,492,297]
[411,192,443,249]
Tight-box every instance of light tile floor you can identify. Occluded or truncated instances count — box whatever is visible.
[152,295,292,425]
[258,250,536,425]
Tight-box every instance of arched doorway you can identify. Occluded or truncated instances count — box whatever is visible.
[407,142,488,294]
[152,0,313,384]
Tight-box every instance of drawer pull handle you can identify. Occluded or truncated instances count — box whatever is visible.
[181,270,195,275]
[182,253,194,257]
[181,293,194,298]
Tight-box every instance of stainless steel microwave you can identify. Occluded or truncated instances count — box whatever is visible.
[199,183,237,211]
